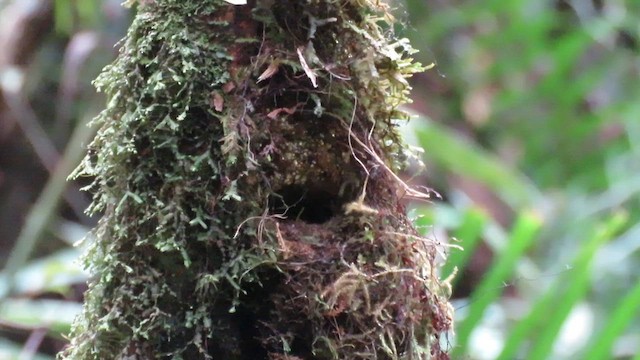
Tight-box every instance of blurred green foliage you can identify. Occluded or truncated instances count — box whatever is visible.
[406,0,640,190]
[54,0,101,34]
[404,0,640,358]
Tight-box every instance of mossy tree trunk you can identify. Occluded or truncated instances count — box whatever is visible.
[62,0,452,359]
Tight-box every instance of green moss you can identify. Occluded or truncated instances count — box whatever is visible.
[62,0,451,359]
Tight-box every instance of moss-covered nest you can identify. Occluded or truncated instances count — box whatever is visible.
[61,0,453,359]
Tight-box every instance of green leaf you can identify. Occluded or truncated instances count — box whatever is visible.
[0,248,86,298]
[495,212,628,360]
[583,279,640,360]
[75,0,99,26]
[525,211,627,360]
[54,0,74,34]
[452,211,542,358]
[0,298,82,338]
[413,116,541,209]
[633,343,640,360]
[440,207,487,287]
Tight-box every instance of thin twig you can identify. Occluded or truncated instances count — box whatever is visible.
[1,68,90,220]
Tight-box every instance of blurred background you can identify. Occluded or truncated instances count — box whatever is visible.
[0,0,638,359]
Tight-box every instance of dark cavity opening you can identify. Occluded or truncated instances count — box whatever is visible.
[269,185,336,224]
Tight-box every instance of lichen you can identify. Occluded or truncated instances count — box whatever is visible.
[61,0,452,359]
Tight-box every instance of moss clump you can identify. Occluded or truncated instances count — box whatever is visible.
[62,0,452,359]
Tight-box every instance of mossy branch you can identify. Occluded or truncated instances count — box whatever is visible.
[61,1,452,359]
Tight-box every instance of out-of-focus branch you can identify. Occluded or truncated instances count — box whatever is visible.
[1,68,89,220]
[0,0,93,222]
[53,31,100,144]
[1,69,60,171]
[0,0,53,137]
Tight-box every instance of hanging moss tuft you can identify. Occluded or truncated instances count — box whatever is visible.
[62,0,453,359]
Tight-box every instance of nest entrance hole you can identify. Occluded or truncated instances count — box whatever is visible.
[268,185,339,224]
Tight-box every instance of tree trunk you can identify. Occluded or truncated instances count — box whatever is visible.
[61,0,452,359]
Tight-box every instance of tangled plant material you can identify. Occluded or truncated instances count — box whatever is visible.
[62,0,453,359]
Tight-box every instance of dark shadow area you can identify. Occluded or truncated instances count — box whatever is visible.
[268,185,338,224]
